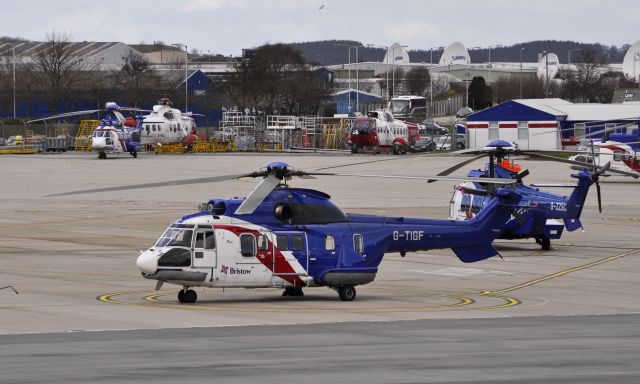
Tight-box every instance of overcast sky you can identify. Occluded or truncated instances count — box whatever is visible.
[1,0,637,55]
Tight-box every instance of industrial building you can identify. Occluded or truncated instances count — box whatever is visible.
[466,98,640,150]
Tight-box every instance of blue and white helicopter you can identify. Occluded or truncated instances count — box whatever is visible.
[438,140,638,250]
[28,102,144,159]
[49,161,602,303]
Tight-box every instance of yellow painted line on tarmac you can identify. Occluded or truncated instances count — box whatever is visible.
[477,294,521,310]
[481,248,640,295]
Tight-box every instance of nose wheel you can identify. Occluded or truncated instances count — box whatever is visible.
[178,288,197,303]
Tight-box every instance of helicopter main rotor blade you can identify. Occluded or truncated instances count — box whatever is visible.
[309,172,517,185]
[525,153,638,178]
[27,110,103,124]
[427,154,488,183]
[235,174,282,215]
[45,173,252,197]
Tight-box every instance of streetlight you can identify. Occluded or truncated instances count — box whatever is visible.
[429,46,444,116]
[171,43,188,112]
[391,45,408,98]
[488,45,502,84]
[336,44,362,114]
[568,48,581,68]
[12,45,16,118]
[367,43,390,102]
[519,47,525,99]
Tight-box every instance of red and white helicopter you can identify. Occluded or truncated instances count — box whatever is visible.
[571,141,640,176]
[346,110,432,154]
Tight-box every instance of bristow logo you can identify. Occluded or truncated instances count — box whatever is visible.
[219,265,251,275]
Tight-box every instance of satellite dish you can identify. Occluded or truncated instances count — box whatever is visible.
[383,43,410,64]
[537,52,560,80]
[438,42,470,66]
[622,41,640,82]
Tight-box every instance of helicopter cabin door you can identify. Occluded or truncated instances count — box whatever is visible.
[272,232,309,277]
[192,227,216,268]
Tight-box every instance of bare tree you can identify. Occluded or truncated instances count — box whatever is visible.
[116,50,158,107]
[32,31,94,113]
[404,67,430,96]
[224,44,329,115]
[558,48,607,102]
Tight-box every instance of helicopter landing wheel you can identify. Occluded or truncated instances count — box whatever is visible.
[178,288,197,303]
[131,151,137,158]
[350,146,358,154]
[338,285,356,301]
[98,152,106,159]
[282,287,304,297]
[536,237,551,250]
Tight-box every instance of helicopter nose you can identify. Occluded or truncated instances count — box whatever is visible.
[136,251,157,275]
[92,137,106,149]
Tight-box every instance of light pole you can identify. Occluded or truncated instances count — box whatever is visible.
[488,45,502,84]
[12,45,16,118]
[337,44,362,114]
[429,46,444,117]
[171,43,188,112]
[391,45,408,98]
[519,47,525,99]
[367,43,389,102]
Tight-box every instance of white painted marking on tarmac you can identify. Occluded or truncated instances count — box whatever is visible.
[406,267,515,277]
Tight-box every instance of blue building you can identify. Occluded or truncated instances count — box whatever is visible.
[466,99,640,150]
[324,89,383,116]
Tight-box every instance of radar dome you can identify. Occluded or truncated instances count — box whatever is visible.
[537,52,560,80]
[438,42,470,66]
[383,43,410,64]
[622,41,640,82]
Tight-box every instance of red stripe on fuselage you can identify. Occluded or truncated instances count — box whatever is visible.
[214,224,306,286]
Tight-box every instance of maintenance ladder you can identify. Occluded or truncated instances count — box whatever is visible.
[75,120,99,151]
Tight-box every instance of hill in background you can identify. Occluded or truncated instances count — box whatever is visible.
[287,39,631,66]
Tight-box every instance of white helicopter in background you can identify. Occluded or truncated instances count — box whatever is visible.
[138,96,203,145]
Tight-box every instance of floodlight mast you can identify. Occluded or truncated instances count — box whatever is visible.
[171,43,188,112]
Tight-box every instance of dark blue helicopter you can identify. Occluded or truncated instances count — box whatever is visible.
[48,161,601,303]
[438,140,638,249]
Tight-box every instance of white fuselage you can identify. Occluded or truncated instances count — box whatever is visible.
[570,141,640,176]
[136,213,312,289]
[140,104,196,145]
[91,128,126,155]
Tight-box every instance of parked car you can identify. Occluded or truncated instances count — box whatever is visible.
[434,134,466,150]
[456,107,474,118]
[419,122,449,136]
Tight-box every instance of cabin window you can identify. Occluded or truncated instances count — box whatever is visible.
[204,231,215,249]
[239,234,256,257]
[195,232,204,249]
[145,125,150,134]
[488,122,499,140]
[353,234,364,254]
[257,235,269,251]
[613,152,623,161]
[574,123,586,138]
[517,121,528,140]
[291,235,304,251]
[276,235,289,251]
[324,235,335,251]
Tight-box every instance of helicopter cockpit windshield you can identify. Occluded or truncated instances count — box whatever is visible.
[155,225,193,247]
[351,119,375,134]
